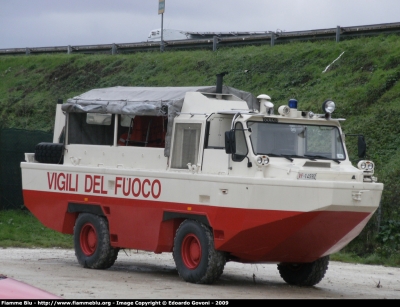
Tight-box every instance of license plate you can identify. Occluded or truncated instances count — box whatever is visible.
[297,173,317,180]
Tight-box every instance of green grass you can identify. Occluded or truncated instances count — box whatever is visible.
[331,252,400,268]
[0,209,73,248]
[1,34,400,260]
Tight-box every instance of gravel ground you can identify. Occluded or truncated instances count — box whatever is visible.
[1,248,400,299]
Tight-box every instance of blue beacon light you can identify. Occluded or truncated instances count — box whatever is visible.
[288,99,298,109]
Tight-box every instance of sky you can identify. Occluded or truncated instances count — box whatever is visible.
[1,0,399,49]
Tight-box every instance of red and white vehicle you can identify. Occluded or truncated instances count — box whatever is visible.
[0,275,60,299]
[21,77,383,286]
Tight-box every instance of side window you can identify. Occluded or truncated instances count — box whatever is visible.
[68,113,114,145]
[232,122,248,162]
[171,123,202,169]
[118,115,167,148]
[206,116,232,148]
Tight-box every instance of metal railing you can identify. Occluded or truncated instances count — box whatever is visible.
[1,22,400,56]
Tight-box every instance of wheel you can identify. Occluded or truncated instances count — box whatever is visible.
[173,220,226,284]
[34,142,64,164]
[277,255,329,287]
[73,213,119,269]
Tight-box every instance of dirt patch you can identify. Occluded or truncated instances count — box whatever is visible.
[2,248,400,299]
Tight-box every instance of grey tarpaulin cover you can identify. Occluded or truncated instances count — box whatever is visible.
[62,85,258,156]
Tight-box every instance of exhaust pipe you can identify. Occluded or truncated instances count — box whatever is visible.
[216,72,228,94]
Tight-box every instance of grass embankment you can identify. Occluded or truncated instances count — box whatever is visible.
[0,210,72,248]
[1,35,399,264]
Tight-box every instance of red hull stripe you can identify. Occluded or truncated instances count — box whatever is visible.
[23,189,372,263]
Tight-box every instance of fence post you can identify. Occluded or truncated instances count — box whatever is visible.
[213,36,218,51]
[112,43,117,55]
[67,45,72,54]
[336,26,341,43]
[25,48,30,55]
[376,200,382,232]
[271,33,275,47]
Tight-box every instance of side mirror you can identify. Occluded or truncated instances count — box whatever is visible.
[358,135,366,158]
[225,130,236,154]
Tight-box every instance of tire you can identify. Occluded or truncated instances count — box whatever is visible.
[73,213,119,269]
[173,220,226,284]
[34,142,64,164]
[277,255,329,287]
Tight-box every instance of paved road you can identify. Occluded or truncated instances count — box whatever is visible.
[1,248,400,299]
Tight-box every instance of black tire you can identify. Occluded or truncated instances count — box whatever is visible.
[73,213,119,269]
[34,142,64,164]
[173,220,226,284]
[277,255,329,287]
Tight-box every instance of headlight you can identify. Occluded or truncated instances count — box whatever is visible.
[322,100,336,114]
[255,155,270,166]
[357,160,374,172]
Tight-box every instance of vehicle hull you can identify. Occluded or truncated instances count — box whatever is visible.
[21,163,383,263]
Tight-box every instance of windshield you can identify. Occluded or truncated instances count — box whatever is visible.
[247,121,346,161]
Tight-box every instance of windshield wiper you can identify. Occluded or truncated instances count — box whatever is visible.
[265,153,320,162]
[265,153,293,162]
[305,154,341,164]
[288,154,317,161]
[255,152,340,163]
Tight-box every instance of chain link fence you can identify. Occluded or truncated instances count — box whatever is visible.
[0,128,52,210]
